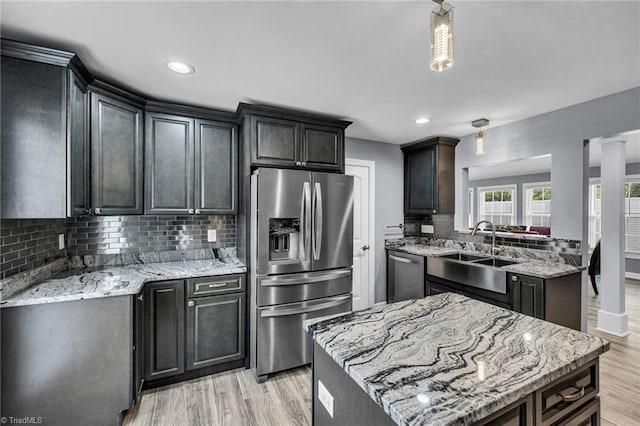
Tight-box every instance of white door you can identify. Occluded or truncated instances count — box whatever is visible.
[346,158,375,311]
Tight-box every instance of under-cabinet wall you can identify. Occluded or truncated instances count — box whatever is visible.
[1,215,237,279]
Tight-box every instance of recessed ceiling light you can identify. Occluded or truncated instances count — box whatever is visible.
[415,117,431,124]
[166,61,195,74]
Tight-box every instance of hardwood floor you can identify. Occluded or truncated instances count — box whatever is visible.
[586,279,640,426]
[124,281,640,426]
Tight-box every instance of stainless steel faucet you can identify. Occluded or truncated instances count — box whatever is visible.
[471,220,503,255]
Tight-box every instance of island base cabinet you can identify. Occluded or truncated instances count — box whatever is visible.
[312,342,396,426]
[186,293,245,371]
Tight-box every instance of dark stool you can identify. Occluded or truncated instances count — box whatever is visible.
[588,240,601,295]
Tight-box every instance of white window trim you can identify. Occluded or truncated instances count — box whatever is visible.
[477,184,517,226]
[588,174,640,257]
[523,181,551,227]
[468,187,475,228]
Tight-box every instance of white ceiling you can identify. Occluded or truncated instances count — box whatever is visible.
[1,1,638,144]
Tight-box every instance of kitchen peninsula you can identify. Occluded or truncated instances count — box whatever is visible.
[306,293,609,426]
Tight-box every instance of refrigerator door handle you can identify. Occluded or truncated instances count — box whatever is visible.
[313,182,323,260]
[305,181,312,261]
[259,295,351,318]
[259,269,352,287]
[300,182,311,261]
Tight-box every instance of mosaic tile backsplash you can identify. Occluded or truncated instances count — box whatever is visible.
[65,215,236,256]
[1,215,236,279]
[1,219,67,279]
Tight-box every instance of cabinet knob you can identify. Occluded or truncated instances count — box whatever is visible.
[137,294,144,302]
[94,207,102,215]
[85,208,92,215]
[195,209,201,215]
[302,162,307,167]
[361,245,370,251]
[188,209,195,214]
[188,301,195,307]
[512,276,518,282]
[295,161,301,167]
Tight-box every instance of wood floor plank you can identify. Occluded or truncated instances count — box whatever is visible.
[125,281,639,426]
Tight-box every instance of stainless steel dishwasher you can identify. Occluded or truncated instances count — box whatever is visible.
[387,250,425,302]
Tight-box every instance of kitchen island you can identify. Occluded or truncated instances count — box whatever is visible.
[305,293,609,426]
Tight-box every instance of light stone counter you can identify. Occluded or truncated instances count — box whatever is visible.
[305,293,609,426]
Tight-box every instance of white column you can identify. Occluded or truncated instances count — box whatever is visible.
[597,138,628,336]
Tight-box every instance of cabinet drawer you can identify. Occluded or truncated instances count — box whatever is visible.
[554,396,600,426]
[537,360,598,425]
[187,274,244,297]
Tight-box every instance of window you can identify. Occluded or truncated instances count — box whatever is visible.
[478,186,516,226]
[524,183,551,227]
[589,179,640,254]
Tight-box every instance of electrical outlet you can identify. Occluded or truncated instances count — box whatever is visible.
[207,229,217,242]
[421,225,434,234]
[317,380,334,418]
[58,234,65,250]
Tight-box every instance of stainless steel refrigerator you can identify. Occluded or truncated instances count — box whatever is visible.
[249,168,354,382]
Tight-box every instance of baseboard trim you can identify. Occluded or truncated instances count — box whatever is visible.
[596,309,630,337]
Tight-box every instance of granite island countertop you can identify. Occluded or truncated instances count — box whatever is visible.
[387,241,585,279]
[0,257,246,308]
[305,293,609,426]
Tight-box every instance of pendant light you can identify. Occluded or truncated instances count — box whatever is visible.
[430,0,454,72]
[472,118,489,155]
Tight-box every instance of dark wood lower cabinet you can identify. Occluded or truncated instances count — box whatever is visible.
[143,274,247,389]
[186,292,245,370]
[144,280,185,381]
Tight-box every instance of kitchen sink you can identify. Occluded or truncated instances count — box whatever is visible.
[428,253,518,294]
[440,253,489,262]
[473,258,519,267]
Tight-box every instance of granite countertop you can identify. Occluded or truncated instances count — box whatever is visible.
[305,293,609,426]
[388,242,584,279]
[0,257,246,308]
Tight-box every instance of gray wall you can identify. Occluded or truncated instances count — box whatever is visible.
[455,87,640,331]
[469,172,551,226]
[346,137,404,303]
[456,87,640,240]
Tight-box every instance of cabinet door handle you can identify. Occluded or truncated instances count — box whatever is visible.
[188,301,195,307]
[195,209,201,214]
[208,283,228,288]
[85,208,92,215]
[188,209,194,214]
[302,161,307,167]
[137,294,143,302]
[295,161,301,167]
[558,385,585,402]
[94,207,102,214]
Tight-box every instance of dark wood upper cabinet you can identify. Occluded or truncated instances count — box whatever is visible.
[145,103,239,215]
[301,123,344,172]
[251,115,300,167]
[145,113,195,214]
[195,119,238,214]
[91,90,144,215]
[238,103,351,173]
[68,71,90,217]
[402,137,459,215]
[1,40,91,218]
